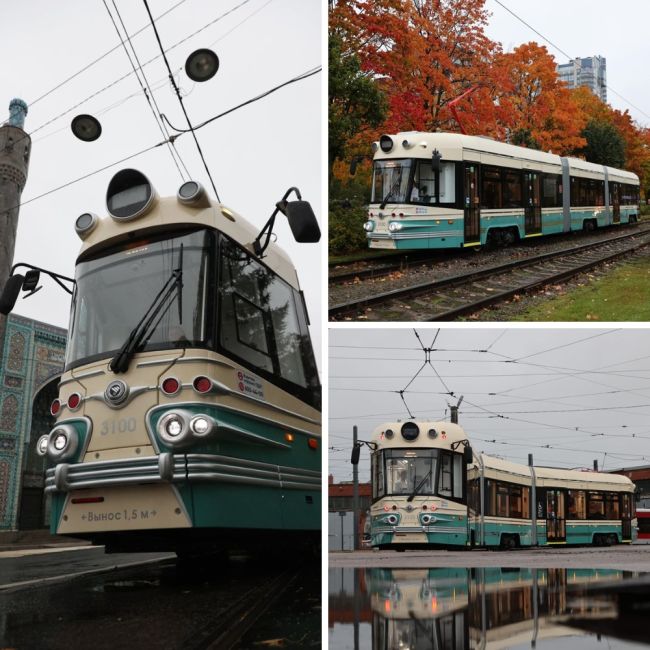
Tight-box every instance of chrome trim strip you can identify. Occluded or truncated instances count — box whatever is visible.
[136,357,180,368]
[45,453,321,493]
[85,385,153,409]
[215,423,290,449]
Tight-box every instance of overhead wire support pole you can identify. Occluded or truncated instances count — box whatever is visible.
[142,0,221,202]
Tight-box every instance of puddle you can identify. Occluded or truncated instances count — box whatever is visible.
[329,567,650,649]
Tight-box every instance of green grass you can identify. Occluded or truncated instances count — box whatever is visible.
[513,254,650,321]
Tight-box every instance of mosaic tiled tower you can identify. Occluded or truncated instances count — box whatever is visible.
[0,99,31,364]
[0,314,66,530]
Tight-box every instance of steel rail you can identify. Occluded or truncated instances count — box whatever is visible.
[329,229,650,321]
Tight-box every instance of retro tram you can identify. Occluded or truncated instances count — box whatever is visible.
[1,168,321,555]
[357,420,637,549]
[363,132,640,250]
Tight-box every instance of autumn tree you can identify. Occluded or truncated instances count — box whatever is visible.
[494,42,586,154]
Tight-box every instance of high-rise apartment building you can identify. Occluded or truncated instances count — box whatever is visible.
[557,55,607,103]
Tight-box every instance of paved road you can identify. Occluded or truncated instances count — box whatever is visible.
[329,545,650,570]
[0,545,173,591]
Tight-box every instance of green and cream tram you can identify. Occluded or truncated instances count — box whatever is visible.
[1,169,321,555]
[364,420,636,549]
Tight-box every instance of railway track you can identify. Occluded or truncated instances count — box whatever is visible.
[329,222,650,286]
[329,228,650,321]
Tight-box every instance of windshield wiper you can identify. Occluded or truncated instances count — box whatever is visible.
[407,469,432,502]
[109,246,184,374]
[380,177,402,209]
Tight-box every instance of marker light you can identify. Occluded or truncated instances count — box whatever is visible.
[285,433,294,443]
[50,399,61,416]
[161,377,181,396]
[308,438,318,450]
[192,376,212,394]
[385,429,394,439]
[67,393,81,410]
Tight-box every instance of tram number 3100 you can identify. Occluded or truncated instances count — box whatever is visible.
[100,418,137,435]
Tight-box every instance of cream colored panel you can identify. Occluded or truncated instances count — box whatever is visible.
[57,484,191,534]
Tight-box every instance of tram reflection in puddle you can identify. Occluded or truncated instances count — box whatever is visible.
[328,567,650,649]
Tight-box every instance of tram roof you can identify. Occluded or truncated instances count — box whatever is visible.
[477,453,635,491]
[370,421,468,448]
[76,196,300,289]
[373,132,639,183]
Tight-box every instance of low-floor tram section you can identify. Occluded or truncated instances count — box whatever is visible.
[366,421,637,549]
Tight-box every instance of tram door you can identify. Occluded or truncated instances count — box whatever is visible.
[611,182,621,223]
[621,493,632,541]
[464,164,481,244]
[524,171,542,234]
[545,489,566,542]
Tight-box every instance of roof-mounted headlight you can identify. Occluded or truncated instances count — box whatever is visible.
[74,212,99,239]
[106,169,157,221]
[177,180,210,208]
[379,135,394,153]
[401,422,420,441]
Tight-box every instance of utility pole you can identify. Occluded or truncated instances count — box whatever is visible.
[0,99,31,355]
[450,395,464,424]
[352,424,359,550]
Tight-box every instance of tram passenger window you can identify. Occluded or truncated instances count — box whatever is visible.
[453,454,463,499]
[567,490,586,519]
[503,170,522,208]
[496,484,509,517]
[605,493,620,519]
[481,167,502,209]
[522,487,530,519]
[542,175,560,208]
[509,486,522,518]
[587,492,605,519]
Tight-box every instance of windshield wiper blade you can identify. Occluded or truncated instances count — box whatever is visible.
[380,177,402,209]
[109,251,183,374]
[407,469,432,502]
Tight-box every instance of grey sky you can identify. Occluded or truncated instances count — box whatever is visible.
[329,327,650,483]
[484,0,650,127]
[1,0,322,366]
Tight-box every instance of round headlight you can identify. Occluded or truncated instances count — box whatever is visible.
[157,410,193,447]
[363,220,375,232]
[106,169,156,221]
[190,415,214,437]
[385,429,394,439]
[379,135,394,153]
[401,422,420,441]
[428,428,438,439]
[165,418,183,437]
[74,212,98,239]
[47,424,79,461]
[36,435,49,457]
[422,514,433,525]
[388,222,403,232]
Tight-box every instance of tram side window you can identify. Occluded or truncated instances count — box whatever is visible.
[485,480,530,518]
[605,493,620,519]
[218,236,319,405]
[567,490,586,519]
[503,170,522,208]
[542,174,561,208]
[438,451,463,499]
[372,452,385,499]
[481,166,502,209]
[587,492,605,519]
[412,161,456,205]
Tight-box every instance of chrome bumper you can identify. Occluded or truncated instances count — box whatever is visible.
[45,453,321,493]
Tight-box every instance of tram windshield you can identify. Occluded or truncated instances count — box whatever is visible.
[371,159,412,204]
[66,229,211,369]
[373,449,464,500]
[371,159,457,206]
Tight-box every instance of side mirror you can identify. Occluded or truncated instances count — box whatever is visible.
[285,200,321,243]
[464,445,474,465]
[432,149,442,173]
[0,274,25,315]
[351,444,361,465]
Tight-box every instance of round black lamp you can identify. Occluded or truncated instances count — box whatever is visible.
[185,49,219,82]
[71,114,102,142]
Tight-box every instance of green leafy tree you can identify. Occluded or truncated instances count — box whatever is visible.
[328,32,386,172]
[579,119,626,168]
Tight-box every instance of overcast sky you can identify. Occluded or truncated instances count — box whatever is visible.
[484,0,650,127]
[329,327,650,483]
[1,0,322,366]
